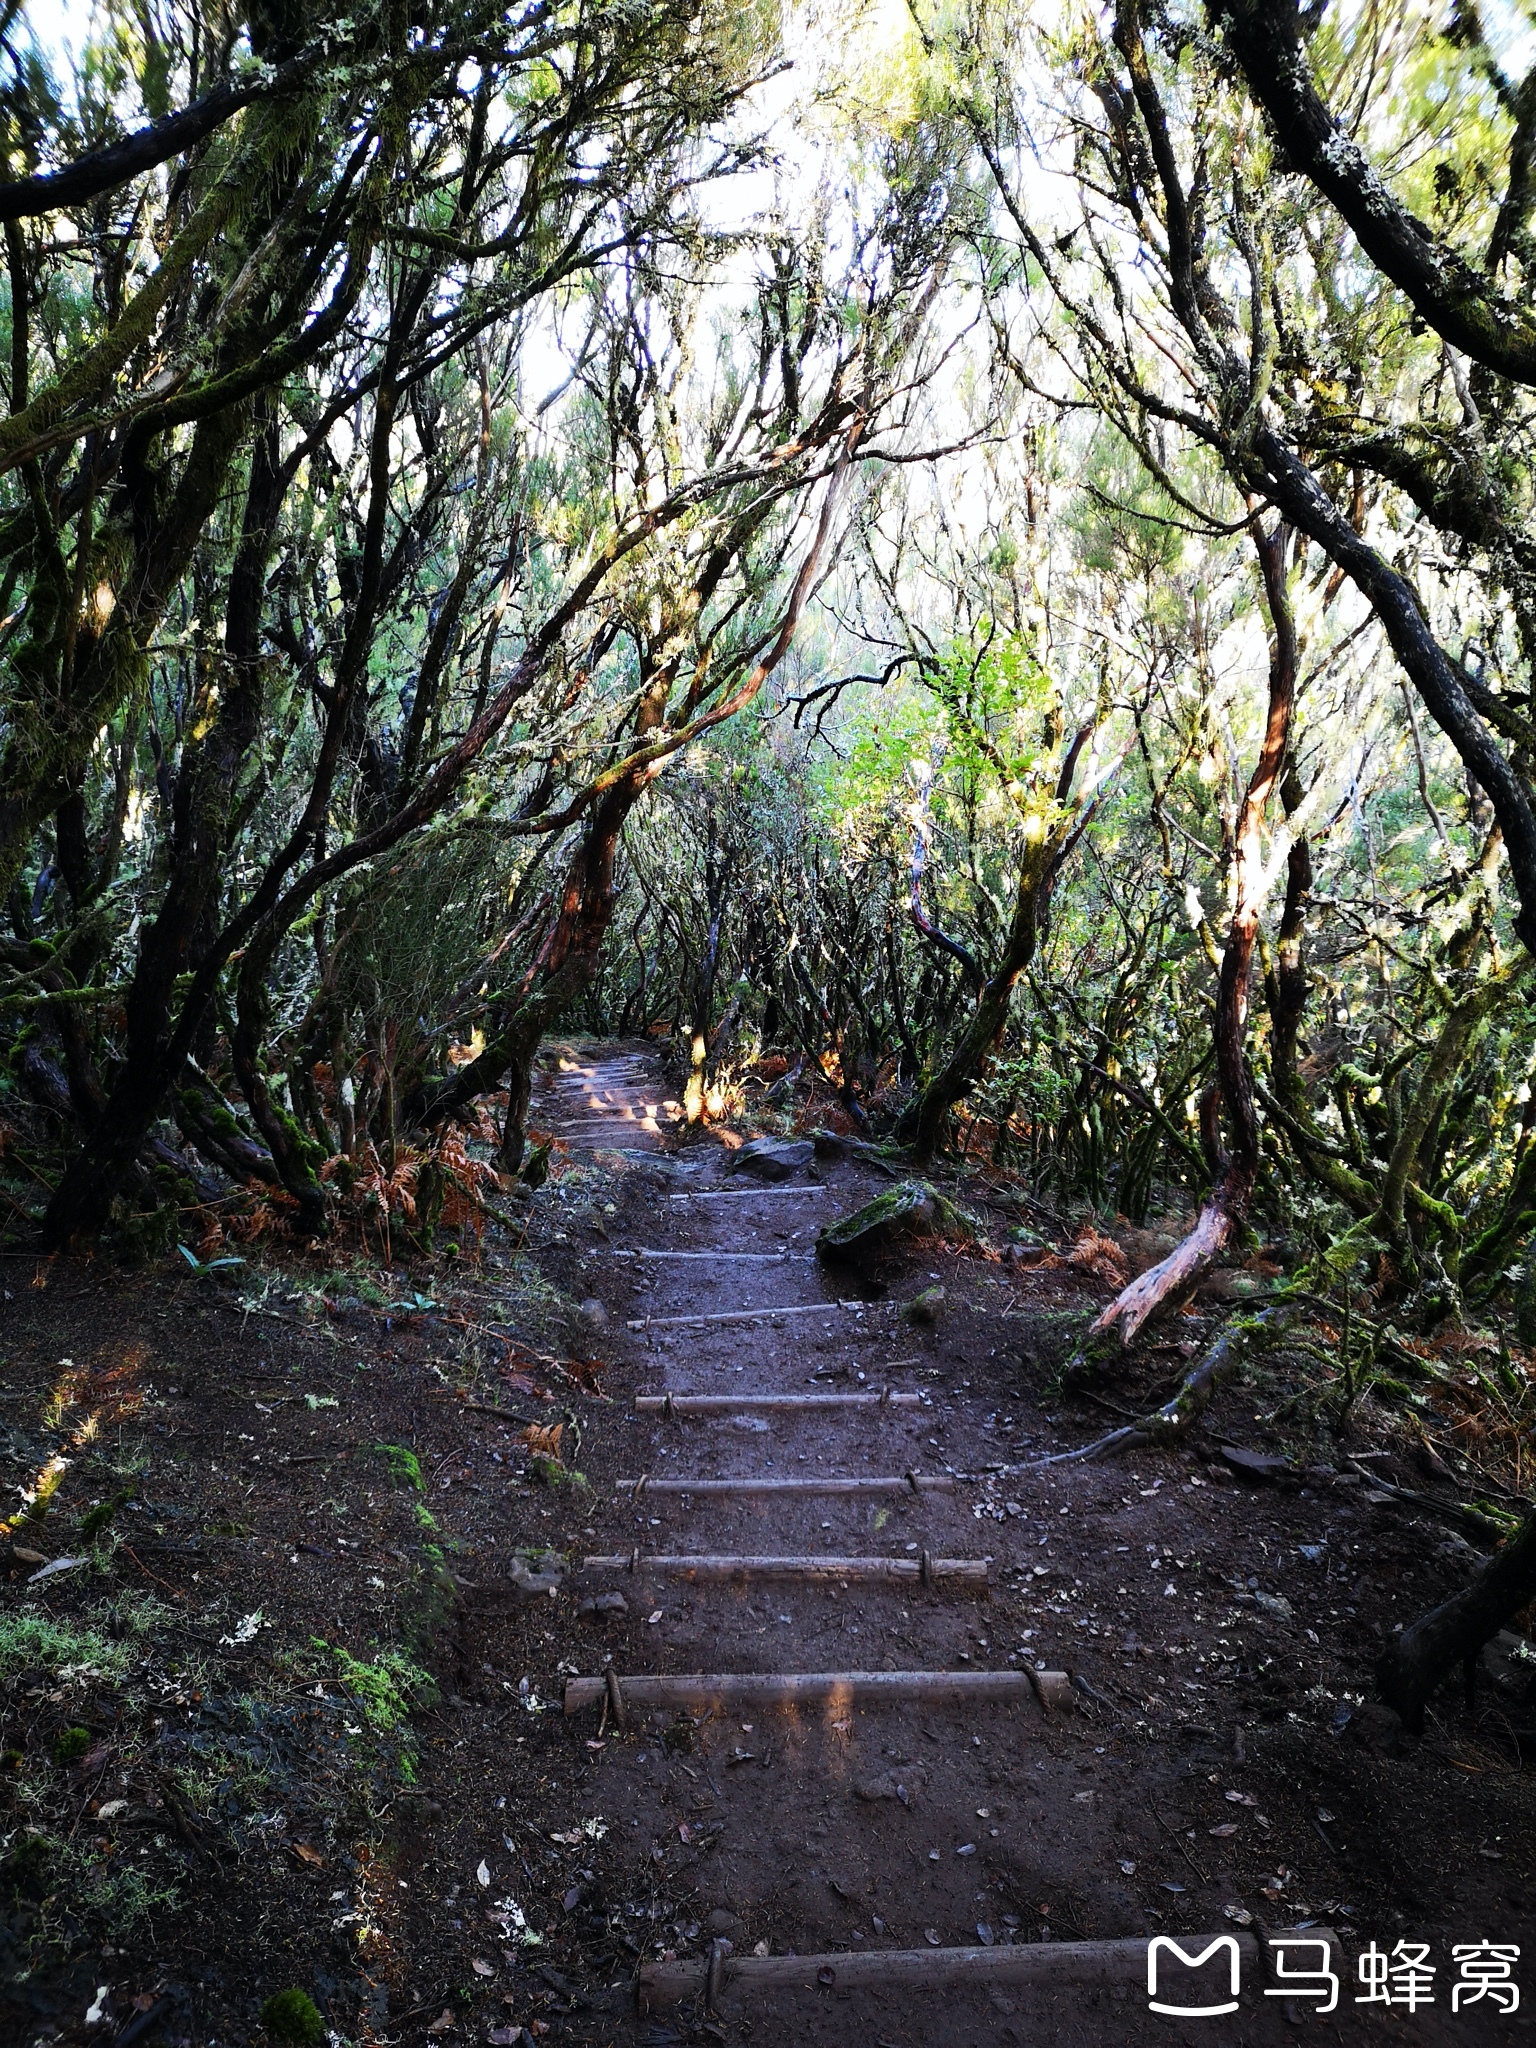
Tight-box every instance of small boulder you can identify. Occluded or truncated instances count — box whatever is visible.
[853,1771,917,1806]
[726,1136,816,1182]
[1252,1590,1295,1622]
[578,1591,629,1620]
[1198,1268,1272,1303]
[903,1285,945,1325]
[1217,1444,1293,1484]
[508,1551,564,1599]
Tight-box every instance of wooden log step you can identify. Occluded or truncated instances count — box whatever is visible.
[628,1300,873,1330]
[638,1928,1337,2011]
[582,1551,987,1583]
[564,1668,1068,1715]
[668,1188,831,1200]
[636,1389,922,1413]
[611,1248,809,1262]
[615,1473,955,1496]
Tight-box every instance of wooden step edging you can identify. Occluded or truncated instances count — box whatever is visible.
[583,1551,988,1584]
[563,1667,1074,1716]
[611,1248,810,1262]
[638,1928,1339,2012]
[667,1188,831,1200]
[628,1300,876,1331]
[637,1389,923,1414]
[616,1472,955,1496]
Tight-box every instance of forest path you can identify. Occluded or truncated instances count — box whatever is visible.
[541,1043,1316,2046]
[531,1037,684,1154]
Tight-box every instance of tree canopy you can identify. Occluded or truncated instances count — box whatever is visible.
[7,0,1536,1720]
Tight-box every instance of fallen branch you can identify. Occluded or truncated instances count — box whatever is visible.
[1085,1196,1234,1348]
[1343,1456,1507,1546]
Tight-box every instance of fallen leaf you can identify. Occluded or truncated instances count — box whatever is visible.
[1208,1823,1239,1838]
[1224,1904,1254,1927]
[646,1609,663,1624]
[26,1555,85,1587]
[471,1958,494,1977]
[292,1842,325,1867]
[426,2010,455,2035]
[1224,1790,1256,1807]
[520,1422,563,1459]
[477,1859,491,1888]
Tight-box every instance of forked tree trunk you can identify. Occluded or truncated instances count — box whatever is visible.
[1091,518,1296,1345]
[894,731,1093,1159]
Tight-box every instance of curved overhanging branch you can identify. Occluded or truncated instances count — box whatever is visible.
[1212,0,1536,386]
[0,39,334,223]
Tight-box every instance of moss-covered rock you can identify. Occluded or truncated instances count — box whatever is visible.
[815,1180,973,1262]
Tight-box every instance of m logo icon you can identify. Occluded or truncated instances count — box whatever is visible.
[1147,1934,1243,2017]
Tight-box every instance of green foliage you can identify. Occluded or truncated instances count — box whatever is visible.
[260,1990,325,2047]
[51,1726,90,1765]
[313,1641,435,1733]
[374,1443,424,1493]
[527,1454,589,1492]
[0,1612,126,1680]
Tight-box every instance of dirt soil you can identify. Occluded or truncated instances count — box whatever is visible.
[2,1040,1533,2048]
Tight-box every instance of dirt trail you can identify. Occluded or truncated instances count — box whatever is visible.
[5,1044,1525,2048]
[531,1045,1480,2046]
[535,1042,683,1154]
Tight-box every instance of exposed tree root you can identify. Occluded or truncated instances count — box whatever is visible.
[1378,1508,1536,1732]
[1039,1312,1279,1465]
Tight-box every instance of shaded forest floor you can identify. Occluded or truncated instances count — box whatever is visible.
[1,1042,1534,2046]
